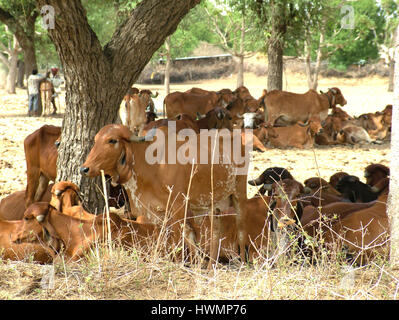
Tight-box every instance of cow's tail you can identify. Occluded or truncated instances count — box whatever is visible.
[163,99,166,119]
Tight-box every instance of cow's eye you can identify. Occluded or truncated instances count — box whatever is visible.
[109,139,117,144]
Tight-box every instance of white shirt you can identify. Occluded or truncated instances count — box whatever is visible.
[27,74,46,95]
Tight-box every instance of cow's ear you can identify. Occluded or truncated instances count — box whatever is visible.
[295,201,303,223]
[116,143,133,183]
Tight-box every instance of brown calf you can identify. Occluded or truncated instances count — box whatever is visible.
[267,120,322,149]
[24,125,60,208]
[18,202,159,262]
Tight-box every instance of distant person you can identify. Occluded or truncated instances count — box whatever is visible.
[48,67,64,114]
[27,69,49,117]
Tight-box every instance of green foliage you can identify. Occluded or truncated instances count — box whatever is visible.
[326,0,385,69]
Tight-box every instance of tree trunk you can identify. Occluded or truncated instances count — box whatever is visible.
[16,59,25,88]
[0,7,38,83]
[36,0,200,213]
[388,24,399,267]
[21,39,37,80]
[267,38,283,91]
[267,1,286,92]
[236,14,245,88]
[6,36,20,94]
[388,58,394,92]
[304,39,313,90]
[304,32,324,91]
[164,36,171,96]
[237,54,244,88]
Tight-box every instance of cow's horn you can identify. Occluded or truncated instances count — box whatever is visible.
[298,120,309,127]
[151,91,159,98]
[248,176,263,186]
[129,134,146,142]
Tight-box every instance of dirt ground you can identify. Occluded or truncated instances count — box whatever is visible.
[0,72,391,199]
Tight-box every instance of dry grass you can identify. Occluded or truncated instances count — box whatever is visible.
[0,72,396,300]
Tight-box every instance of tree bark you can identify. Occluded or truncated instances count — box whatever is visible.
[388,23,399,267]
[267,38,284,91]
[267,1,286,91]
[164,36,171,96]
[237,54,244,88]
[388,58,394,92]
[35,0,201,213]
[304,32,324,91]
[16,60,25,88]
[6,35,20,94]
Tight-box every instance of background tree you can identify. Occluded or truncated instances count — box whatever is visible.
[35,0,201,213]
[380,0,398,92]
[0,0,39,80]
[0,27,22,93]
[204,0,261,88]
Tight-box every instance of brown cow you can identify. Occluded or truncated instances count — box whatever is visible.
[364,164,389,187]
[186,87,236,107]
[164,89,230,119]
[196,107,233,130]
[267,119,323,149]
[23,125,127,211]
[320,195,389,264]
[226,97,259,125]
[80,124,249,267]
[0,185,52,221]
[270,179,305,230]
[125,89,158,135]
[24,125,60,208]
[141,114,200,136]
[248,167,295,196]
[190,195,273,262]
[17,202,159,262]
[0,213,55,263]
[49,181,95,220]
[329,172,350,190]
[303,177,341,196]
[300,201,376,235]
[263,87,347,127]
[357,112,389,140]
[335,125,373,145]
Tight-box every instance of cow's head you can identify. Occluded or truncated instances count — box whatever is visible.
[329,172,350,189]
[248,167,294,196]
[217,88,236,106]
[242,112,263,129]
[16,203,52,243]
[244,98,260,113]
[234,86,252,100]
[50,181,82,212]
[358,113,378,131]
[81,124,151,186]
[303,177,329,194]
[364,164,390,186]
[270,179,304,231]
[328,87,347,107]
[205,107,233,130]
[299,119,323,136]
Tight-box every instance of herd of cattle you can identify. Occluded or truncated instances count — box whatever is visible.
[0,85,392,267]
[124,86,392,149]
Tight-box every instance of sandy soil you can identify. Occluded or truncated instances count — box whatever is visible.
[0,72,391,201]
